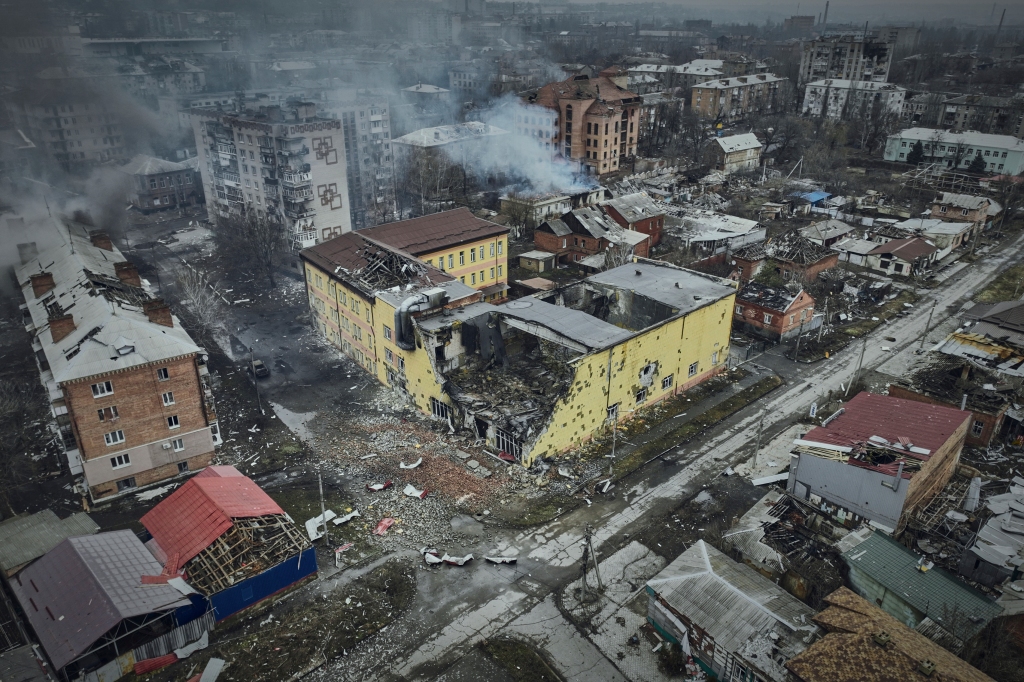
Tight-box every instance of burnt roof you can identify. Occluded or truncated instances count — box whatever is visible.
[736,282,805,313]
[734,230,832,265]
[360,208,508,255]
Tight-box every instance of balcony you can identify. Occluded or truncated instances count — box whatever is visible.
[281,171,312,187]
[283,186,313,202]
[217,170,241,187]
[285,205,316,220]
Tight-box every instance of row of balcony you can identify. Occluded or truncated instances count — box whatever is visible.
[283,186,313,202]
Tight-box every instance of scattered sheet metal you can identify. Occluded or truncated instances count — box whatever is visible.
[400,458,423,469]
[174,631,209,659]
[366,481,393,492]
[498,451,516,462]
[558,467,572,478]
[359,453,378,460]
[332,510,361,525]
[134,653,178,674]
[199,657,225,682]
[442,553,473,566]
[421,547,444,565]
[167,576,198,595]
[305,510,337,541]
[403,484,428,499]
[597,480,613,494]
[334,542,354,554]
[373,518,396,535]
[484,555,518,565]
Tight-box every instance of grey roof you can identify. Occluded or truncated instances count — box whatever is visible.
[586,261,736,317]
[842,531,1001,639]
[119,154,189,176]
[498,298,632,351]
[10,531,189,670]
[648,540,817,674]
[415,301,500,332]
[601,192,665,224]
[15,219,202,385]
[518,250,557,260]
[538,218,572,237]
[715,132,763,153]
[831,237,879,255]
[800,219,855,242]
[935,193,989,210]
[0,510,99,574]
[721,490,788,574]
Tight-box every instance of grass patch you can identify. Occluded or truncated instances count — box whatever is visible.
[480,638,563,682]
[975,262,1024,303]
[498,494,582,529]
[145,560,415,682]
[609,374,783,480]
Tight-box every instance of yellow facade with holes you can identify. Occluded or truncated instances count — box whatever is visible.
[525,293,734,463]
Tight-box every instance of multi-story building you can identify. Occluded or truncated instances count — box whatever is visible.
[16,219,219,501]
[938,94,1024,138]
[691,74,786,123]
[361,208,510,300]
[302,236,736,467]
[782,15,816,32]
[798,35,894,85]
[708,133,763,174]
[118,154,203,212]
[321,95,398,229]
[524,72,641,176]
[801,79,906,120]
[4,84,128,173]
[883,128,1024,175]
[192,99,370,250]
[874,26,921,52]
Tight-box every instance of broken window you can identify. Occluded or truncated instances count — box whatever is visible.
[973,420,985,436]
[97,405,118,421]
[495,428,522,461]
[636,388,648,404]
[662,375,674,390]
[116,477,137,492]
[460,251,465,265]
[383,325,393,341]
[712,352,719,365]
[688,362,698,377]
[763,313,772,324]
[162,391,174,406]
[607,403,620,421]
[167,415,180,429]
[157,367,169,381]
[430,397,452,422]
[91,380,113,397]
[639,362,658,386]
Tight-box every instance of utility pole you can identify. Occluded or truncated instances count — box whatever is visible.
[318,470,329,546]
[793,320,806,363]
[846,337,867,396]
[919,303,936,351]
[818,298,828,343]
[249,346,264,415]
[753,405,766,470]
[584,524,603,591]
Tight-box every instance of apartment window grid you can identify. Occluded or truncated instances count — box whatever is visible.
[104,429,125,446]
[162,391,175,406]
[157,367,169,381]
[91,381,113,397]
[110,453,130,469]
[167,415,180,429]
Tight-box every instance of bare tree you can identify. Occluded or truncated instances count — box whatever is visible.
[678,110,714,165]
[175,266,223,340]
[502,190,534,240]
[399,147,464,216]
[215,207,287,289]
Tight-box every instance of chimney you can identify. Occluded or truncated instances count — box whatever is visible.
[30,272,55,298]
[49,314,76,343]
[143,299,173,327]
[114,262,141,287]
[89,231,113,251]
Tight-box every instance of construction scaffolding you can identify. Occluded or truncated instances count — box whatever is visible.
[897,163,984,197]
[184,514,309,595]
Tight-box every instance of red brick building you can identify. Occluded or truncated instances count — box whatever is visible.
[17,217,219,501]
[733,231,838,282]
[733,283,816,341]
[534,206,651,266]
[601,193,666,246]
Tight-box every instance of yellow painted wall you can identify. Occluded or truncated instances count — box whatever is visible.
[526,293,735,464]
[418,236,508,299]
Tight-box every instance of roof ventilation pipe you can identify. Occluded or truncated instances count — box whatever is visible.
[394,294,428,351]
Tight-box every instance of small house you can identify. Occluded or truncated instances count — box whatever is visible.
[601,193,666,245]
[799,219,856,247]
[733,283,817,341]
[866,237,939,277]
[710,133,762,174]
[517,250,557,273]
[118,154,202,212]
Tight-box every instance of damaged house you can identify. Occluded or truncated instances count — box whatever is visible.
[732,231,838,283]
[302,235,736,465]
[141,465,314,621]
[533,206,650,269]
[646,540,820,682]
[787,392,970,532]
[733,283,817,342]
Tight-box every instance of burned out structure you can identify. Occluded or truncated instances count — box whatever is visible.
[141,466,314,621]
[732,232,838,283]
[787,393,970,533]
[733,283,817,342]
[303,235,736,466]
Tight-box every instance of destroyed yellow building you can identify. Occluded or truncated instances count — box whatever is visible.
[302,233,737,465]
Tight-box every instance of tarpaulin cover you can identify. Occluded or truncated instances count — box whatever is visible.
[141,467,284,568]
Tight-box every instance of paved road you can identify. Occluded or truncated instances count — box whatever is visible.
[326,232,1024,681]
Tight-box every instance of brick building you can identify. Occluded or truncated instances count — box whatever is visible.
[708,133,763,174]
[118,154,202,212]
[929,192,995,229]
[16,217,219,501]
[601,193,666,245]
[534,206,651,266]
[523,72,641,176]
[733,283,816,341]
[732,231,838,282]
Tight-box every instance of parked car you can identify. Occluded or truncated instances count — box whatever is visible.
[250,359,270,378]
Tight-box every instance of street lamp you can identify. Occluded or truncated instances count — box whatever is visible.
[249,346,264,415]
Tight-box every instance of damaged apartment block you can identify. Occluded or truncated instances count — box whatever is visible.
[302,225,737,466]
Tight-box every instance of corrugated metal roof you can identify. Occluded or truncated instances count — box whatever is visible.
[842,532,1001,639]
[648,541,817,661]
[360,207,508,256]
[497,298,632,351]
[803,392,969,454]
[9,531,188,670]
[587,261,736,316]
[0,510,99,574]
[141,467,284,567]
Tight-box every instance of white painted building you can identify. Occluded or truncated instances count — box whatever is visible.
[801,79,906,121]
[883,127,1024,175]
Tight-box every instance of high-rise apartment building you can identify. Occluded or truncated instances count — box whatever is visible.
[798,35,894,85]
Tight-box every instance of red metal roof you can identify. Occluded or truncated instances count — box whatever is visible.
[804,392,970,456]
[141,473,284,568]
[196,465,245,478]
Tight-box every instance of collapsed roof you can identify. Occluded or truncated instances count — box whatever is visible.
[734,231,833,265]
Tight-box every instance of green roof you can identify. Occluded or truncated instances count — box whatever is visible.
[843,532,1001,639]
